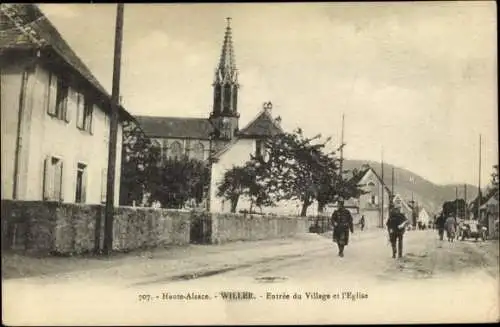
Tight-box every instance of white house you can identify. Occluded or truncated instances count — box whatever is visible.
[209,103,289,214]
[418,207,431,226]
[1,4,132,204]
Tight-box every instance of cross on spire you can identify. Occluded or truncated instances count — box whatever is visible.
[226,17,232,26]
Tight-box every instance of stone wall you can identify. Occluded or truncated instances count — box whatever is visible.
[1,200,308,254]
[1,200,191,254]
[211,213,308,244]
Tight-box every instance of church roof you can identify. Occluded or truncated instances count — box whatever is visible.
[0,4,133,121]
[238,108,283,138]
[134,115,215,140]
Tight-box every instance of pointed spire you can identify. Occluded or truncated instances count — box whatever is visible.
[215,17,238,84]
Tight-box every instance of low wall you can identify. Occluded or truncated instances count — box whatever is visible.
[1,200,191,254]
[211,213,308,244]
[1,200,309,254]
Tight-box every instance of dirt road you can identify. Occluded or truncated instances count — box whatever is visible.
[3,230,498,325]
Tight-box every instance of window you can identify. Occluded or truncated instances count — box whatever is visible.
[370,195,378,205]
[192,142,205,161]
[367,181,376,187]
[255,140,263,158]
[75,163,87,203]
[43,156,64,201]
[46,73,69,122]
[77,94,93,133]
[169,141,182,160]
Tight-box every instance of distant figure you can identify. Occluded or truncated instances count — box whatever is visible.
[436,214,446,241]
[331,199,354,258]
[359,215,365,231]
[386,206,409,259]
[444,215,457,242]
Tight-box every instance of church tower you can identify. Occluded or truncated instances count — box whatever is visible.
[210,17,240,141]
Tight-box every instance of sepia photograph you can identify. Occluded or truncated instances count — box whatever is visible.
[1,1,498,325]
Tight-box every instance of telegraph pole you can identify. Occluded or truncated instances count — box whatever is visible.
[464,184,468,219]
[103,3,125,255]
[477,134,482,220]
[339,113,345,179]
[391,167,395,211]
[380,147,384,227]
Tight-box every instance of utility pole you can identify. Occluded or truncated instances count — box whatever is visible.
[380,147,384,228]
[339,113,345,180]
[477,134,482,220]
[391,167,395,211]
[464,184,468,219]
[103,3,125,255]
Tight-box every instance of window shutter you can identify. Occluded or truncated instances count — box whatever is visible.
[101,168,107,203]
[81,167,87,203]
[64,90,72,123]
[76,93,84,129]
[47,74,58,115]
[59,161,64,202]
[88,104,95,134]
[43,157,53,200]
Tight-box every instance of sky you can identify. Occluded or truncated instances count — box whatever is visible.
[38,2,498,187]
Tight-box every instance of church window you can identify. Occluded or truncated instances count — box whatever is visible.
[223,84,232,113]
[169,141,182,160]
[367,181,375,187]
[192,142,205,161]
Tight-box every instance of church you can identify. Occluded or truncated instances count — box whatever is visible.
[135,18,280,163]
[133,18,283,212]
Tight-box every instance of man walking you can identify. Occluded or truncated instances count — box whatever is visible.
[331,198,354,257]
[436,214,446,241]
[359,215,365,231]
[386,205,409,259]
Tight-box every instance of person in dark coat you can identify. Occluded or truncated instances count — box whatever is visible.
[331,199,354,257]
[359,215,365,231]
[435,214,446,241]
[386,206,409,258]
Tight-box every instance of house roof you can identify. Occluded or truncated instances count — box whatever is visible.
[212,108,283,159]
[134,116,215,140]
[238,109,283,138]
[352,165,392,194]
[0,4,133,121]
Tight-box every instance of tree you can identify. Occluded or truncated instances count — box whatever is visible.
[149,157,210,209]
[119,120,160,206]
[217,161,274,213]
[217,164,253,213]
[259,128,364,216]
[491,164,499,189]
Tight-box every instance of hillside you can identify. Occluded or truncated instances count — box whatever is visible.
[343,159,479,215]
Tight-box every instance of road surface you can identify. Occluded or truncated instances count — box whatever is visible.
[3,229,499,325]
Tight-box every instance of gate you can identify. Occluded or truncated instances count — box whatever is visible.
[190,214,212,244]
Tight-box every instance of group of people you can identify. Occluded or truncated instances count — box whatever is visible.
[330,199,409,259]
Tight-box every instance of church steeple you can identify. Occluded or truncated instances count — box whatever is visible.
[212,17,239,118]
[210,17,240,141]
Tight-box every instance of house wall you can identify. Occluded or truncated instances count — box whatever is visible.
[210,138,256,213]
[345,169,391,228]
[0,59,26,200]
[209,138,317,216]
[1,59,122,204]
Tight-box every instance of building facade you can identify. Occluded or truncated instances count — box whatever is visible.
[1,4,131,205]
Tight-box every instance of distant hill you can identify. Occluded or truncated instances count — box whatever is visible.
[343,159,479,215]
